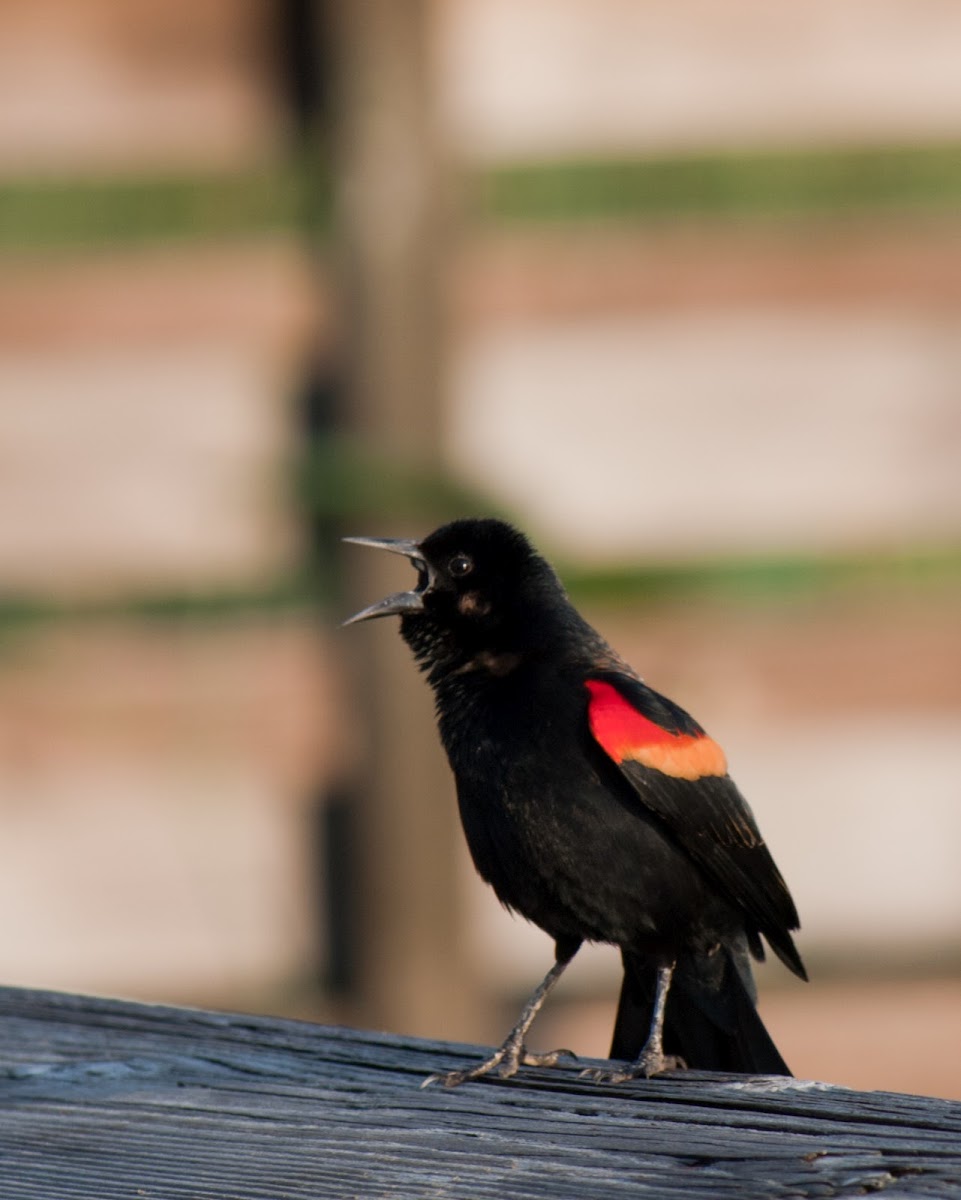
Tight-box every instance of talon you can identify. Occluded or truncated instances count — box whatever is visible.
[422,1055,510,1088]
[421,1046,513,1088]
[422,1041,576,1088]
[421,1071,463,1089]
[522,1046,577,1069]
[422,1067,488,1089]
[581,1051,686,1084]
[435,1072,468,1088]
[579,1064,643,1084]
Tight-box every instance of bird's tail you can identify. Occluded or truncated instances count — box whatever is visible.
[610,945,791,1075]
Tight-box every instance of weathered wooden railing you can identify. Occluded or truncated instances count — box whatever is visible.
[1,987,958,1198]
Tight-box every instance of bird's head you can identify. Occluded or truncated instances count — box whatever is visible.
[344,518,572,670]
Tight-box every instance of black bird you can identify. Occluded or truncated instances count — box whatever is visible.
[345,518,805,1086]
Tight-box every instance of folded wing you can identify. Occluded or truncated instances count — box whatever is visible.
[585,673,806,980]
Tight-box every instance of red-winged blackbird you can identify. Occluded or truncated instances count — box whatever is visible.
[346,518,806,1086]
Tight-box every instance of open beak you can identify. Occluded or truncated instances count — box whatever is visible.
[342,536,429,625]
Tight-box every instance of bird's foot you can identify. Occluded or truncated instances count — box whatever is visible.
[422,1040,576,1088]
[580,1048,686,1084]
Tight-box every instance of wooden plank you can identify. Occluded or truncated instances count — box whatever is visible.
[1,986,959,1199]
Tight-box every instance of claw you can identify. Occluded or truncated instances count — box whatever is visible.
[421,1042,576,1088]
[580,1051,686,1084]
[421,953,578,1088]
[522,1047,577,1069]
[580,961,686,1084]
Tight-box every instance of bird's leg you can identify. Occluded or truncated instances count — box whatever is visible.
[423,946,578,1088]
[582,961,686,1083]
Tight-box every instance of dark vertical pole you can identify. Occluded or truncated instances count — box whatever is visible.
[275,0,351,997]
[322,0,478,1039]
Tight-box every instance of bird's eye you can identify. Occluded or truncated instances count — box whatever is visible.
[448,553,473,577]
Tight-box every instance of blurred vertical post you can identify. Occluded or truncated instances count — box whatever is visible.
[323,1,477,1037]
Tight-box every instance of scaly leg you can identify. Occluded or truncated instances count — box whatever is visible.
[581,961,686,1083]
[423,949,578,1088]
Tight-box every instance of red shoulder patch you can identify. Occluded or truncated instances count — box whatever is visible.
[586,679,727,781]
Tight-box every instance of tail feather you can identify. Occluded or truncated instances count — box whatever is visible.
[611,946,791,1076]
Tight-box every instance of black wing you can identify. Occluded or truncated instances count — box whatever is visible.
[586,670,806,979]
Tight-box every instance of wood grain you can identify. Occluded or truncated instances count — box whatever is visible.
[1,987,958,1198]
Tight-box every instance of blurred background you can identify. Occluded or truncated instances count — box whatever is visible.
[1,0,960,1100]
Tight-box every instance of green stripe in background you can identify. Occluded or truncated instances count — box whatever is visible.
[1,544,959,632]
[479,142,961,224]
[1,142,960,249]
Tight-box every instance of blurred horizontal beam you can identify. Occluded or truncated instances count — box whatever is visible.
[476,141,961,225]
[4,141,961,249]
[0,162,326,250]
[2,540,960,631]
